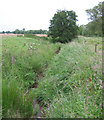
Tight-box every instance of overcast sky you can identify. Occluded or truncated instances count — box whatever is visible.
[0,0,103,31]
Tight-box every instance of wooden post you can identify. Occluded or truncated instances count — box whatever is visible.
[24,43,26,46]
[84,40,86,44]
[95,44,97,53]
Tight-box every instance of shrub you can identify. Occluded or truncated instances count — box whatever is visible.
[24,34,35,38]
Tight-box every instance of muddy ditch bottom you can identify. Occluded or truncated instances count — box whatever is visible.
[23,73,45,118]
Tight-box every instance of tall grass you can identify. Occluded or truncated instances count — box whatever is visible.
[0,36,2,119]
[33,37,102,118]
[2,36,60,118]
[2,78,34,118]
[2,36,102,118]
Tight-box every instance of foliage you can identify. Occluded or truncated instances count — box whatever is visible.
[85,2,102,36]
[48,10,78,43]
[24,34,35,37]
[2,35,102,118]
[2,36,60,118]
[34,36,102,118]
[102,2,104,37]
[86,20,102,36]
[13,29,47,34]
[78,2,102,37]
[86,2,102,21]
[78,25,88,36]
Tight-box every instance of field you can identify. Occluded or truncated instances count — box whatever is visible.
[0,34,47,37]
[2,35,102,118]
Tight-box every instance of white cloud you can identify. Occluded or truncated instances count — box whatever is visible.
[0,0,103,31]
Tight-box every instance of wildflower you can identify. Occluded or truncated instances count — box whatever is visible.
[30,46,32,49]
[99,85,102,89]
[100,80,102,84]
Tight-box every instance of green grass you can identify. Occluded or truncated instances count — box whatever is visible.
[0,36,2,119]
[2,78,34,118]
[32,36,102,118]
[2,36,102,118]
[2,36,60,118]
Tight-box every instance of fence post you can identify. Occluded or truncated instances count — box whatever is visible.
[84,40,86,44]
[95,44,97,53]
[24,43,26,46]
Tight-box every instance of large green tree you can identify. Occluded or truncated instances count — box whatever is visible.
[48,10,78,43]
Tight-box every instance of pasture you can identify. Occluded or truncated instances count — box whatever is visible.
[2,35,102,118]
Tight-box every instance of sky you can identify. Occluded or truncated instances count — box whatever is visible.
[0,0,103,31]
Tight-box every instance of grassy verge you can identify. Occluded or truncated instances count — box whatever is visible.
[33,36,102,118]
[2,36,61,118]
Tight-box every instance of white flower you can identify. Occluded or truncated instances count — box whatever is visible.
[99,85,102,89]
[30,46,32,49]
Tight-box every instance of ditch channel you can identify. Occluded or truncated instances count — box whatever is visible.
[24,46,61,118]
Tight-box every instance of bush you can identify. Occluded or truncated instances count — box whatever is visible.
[24,34,35,38]
[17,35,23,37]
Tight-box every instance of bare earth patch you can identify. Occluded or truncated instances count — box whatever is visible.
[0,34,24,36]
[35,34,47,37]
[0,34,47,37]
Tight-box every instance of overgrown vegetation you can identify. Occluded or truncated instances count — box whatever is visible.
[33,36,102,118]
[78,2,102,37]
[2,2,103,118]
[2,36,60,118]
[2,35,102,118]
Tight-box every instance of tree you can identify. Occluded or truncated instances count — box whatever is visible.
[86,2,102,21]
[2,31,5,34]
[6,31,11,33]
[13,29,21,34]
[22,28,26,34]
[22,28,25,31]
[85,2,102,36]
[48,10,78,43]
[78,25,87,36]
[102,2,104,37]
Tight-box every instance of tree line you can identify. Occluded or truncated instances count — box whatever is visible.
[0,29,47,34]
[78,2,102,37]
